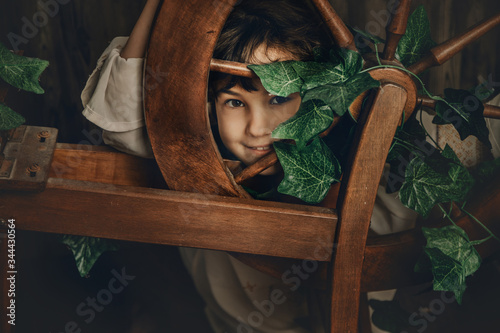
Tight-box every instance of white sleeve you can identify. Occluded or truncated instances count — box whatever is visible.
[81,36,153,158]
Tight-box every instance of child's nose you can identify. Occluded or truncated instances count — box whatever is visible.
[247,109,273,137]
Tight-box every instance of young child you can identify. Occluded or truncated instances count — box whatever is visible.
[81,0,420,332]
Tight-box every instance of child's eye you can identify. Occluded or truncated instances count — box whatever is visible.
[270,96,290,105]
[225,99,244,108]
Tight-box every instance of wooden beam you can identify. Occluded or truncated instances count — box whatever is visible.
[50,143,158,187]
[210,59,255,78]
[2,178,337,260]
[330,84,408,332]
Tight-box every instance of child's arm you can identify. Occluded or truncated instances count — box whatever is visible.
[121,0,161,59]
[81,0,161,158]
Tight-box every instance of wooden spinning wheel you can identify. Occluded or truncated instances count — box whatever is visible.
[144,0,500,331]
[1,1,500,333]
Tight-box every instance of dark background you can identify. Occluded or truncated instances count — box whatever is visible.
[1,0,499,145]
[1,0,499,332]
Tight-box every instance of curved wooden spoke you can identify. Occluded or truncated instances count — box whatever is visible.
[484,105,500,119]
[234,152,279,184]
[409,12,500,75]
[310,0,357,51]
[382,0,412,61]
[210,58,255,78]
[330,84,408,332]
[418,95,500,119]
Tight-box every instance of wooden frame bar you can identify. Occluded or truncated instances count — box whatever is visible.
[210,59,255,78]
[382,0,412,61]
[310,0,357,51]
[3,177,337,261]
[418,96,500,119]
[329,84,408,331]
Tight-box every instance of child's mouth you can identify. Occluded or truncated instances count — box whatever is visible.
[245,144,273,155]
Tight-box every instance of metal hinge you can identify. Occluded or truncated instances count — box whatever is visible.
[0,125,58,192]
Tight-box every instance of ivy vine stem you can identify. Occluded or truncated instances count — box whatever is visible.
[361,56,451,152]
[438,203,459,228]
[470,235,493,246]
[359,63,468,123]
[438,203,500,243]
[461,207,500,243]
[391,136,429,155]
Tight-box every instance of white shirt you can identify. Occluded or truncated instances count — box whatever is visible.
[81,37,500,333]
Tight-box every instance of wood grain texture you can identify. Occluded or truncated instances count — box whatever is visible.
[0,126,58,192]
[330,84,408,332]
[1,0,498,145]
[0,0,149,144]
[210,59,255,78]
[419,95,500,119]
[382,0,411,60]
[231,169,500,293]
[311,0,357,51]
[2,178,337,260]
[50,143,157,187]
[409,12,500,75]
[145,0,249,198]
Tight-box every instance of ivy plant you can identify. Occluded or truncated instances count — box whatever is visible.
[0,41,49,130]
[62,235,120,278]
[248,48,379,203]
[395,5,436,67]
[248,5,500,308]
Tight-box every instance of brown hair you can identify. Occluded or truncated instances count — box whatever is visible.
[209,0,333,95]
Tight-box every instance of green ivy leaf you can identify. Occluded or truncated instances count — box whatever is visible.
[369,299,411,333]
[272,99,333,149]
[396,5,437,67]
[274,137,341,203]
[433,88,491,149]
[302,72,379,117]
[62,235,120,277]
[0,102,25,130]
[387,114,427,162]
[399,145,475,217]
[0,41,49,94]
[291,49,363,91]
[386,116,435,193]
[421,226,482,304]
[248,61,302,97]
[292,61,345,90]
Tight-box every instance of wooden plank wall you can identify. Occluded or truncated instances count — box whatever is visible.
[0,0,498,144]
[0,0,148,144]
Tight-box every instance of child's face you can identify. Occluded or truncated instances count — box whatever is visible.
[214,47,301,175]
